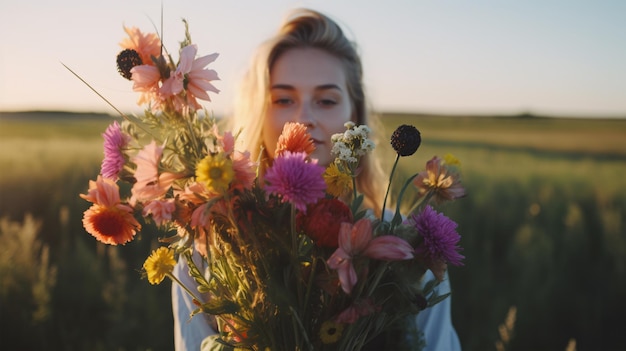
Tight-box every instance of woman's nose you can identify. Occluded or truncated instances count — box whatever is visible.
[294,105,315,126]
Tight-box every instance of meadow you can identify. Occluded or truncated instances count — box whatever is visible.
[1,111,625,350]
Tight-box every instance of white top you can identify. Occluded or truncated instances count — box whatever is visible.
[172,251,461,351]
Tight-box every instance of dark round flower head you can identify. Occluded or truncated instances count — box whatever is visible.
[116,49,143,80]
[390,124,421,156]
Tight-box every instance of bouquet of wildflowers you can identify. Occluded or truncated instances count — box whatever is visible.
[78,20,466,351]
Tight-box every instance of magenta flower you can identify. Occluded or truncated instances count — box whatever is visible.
[101,121,130,180]
[264,151,326,213]
[409,205,464,280]
[327,218,414,294]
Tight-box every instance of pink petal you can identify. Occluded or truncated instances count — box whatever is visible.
[327,248,357,294]
[363,236,414,261]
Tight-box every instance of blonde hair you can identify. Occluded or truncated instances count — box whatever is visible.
[229,8,386,214]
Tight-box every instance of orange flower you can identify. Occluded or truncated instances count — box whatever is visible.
[275,122,315,157]
[119,26,161,67]
[413,156,465,203]
[80,176,141,245]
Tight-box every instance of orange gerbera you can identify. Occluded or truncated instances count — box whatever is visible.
[80,176,141,245]
[275,122,315,157]
[119,26,161,67]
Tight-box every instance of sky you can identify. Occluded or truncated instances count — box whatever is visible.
[1,0,625,118]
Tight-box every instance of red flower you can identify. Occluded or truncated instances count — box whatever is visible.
[297,198,352,248]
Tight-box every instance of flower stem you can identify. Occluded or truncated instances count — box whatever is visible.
[167,272,202,303]
[381,154,401,223]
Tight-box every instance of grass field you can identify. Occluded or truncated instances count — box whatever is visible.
[1,110,625,350]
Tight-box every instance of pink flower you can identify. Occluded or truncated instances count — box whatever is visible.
[119,26,161,67]
[335,299,380,324]
[160,45,220,103]
[101,121,130,180]
[142,199,176,226]
[230,151,257,191]
[130,64,162,106]
[131,141,179,203]
[327,218,414,294]
[80,176,141,245]
[413,156,465,203]
[264,151,326,213]
[409,205,464,281]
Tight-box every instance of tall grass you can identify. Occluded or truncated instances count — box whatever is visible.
[1,112,625,350]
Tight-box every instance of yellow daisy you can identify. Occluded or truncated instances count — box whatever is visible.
[196,153,234,193]
[323,163,353,197]
[319,320,344,344]
[143,247,176,285]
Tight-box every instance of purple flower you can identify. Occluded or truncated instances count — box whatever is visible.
[101,121,130,180]
[411,205,464,269]
[264,151,326,213]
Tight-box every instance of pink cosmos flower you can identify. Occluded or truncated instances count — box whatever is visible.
[413,156,465,203]
[119,26,161,66]
[101,121,130,180]
[131,141,179,203]
[160,44,220,103]
[327,218,414,294]
[130,64,162,106]
[230,151,257,191]
[80,176,141,245]
[409,205,464,281]
[264,151,326,213]
[142,198,176,226]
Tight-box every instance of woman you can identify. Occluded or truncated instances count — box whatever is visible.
[173,8,461,351]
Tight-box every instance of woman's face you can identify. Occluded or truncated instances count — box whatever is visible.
[263,47,354,167]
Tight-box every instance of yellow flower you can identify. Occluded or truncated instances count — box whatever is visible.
[319,320,344,344]
[323,163,352,197]
[443,153,461,166]
[143,247,176,285]
[196,153,234,193]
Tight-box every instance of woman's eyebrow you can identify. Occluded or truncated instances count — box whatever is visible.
[270,83,343,91]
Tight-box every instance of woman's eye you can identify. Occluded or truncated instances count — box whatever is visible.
[317,99,337,106]
[272,98,293,106]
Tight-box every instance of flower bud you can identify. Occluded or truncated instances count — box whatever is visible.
[390,124,421,156]
[116,48,143,80]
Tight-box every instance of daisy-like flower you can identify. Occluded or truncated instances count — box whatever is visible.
[297,198,352,248]
[264,151,326,213]
[413,156,465,203]
[319,320,344,344]
[323,163,353,197]
[101,121,130,180]
[409,205,464,281]
[119,26,161,67]
[160,44,220,103]
[80,176,141,245]
[131,141,179,203]
[142,198,176,226]
[327,218,414,294]
[195,153,235,194]
[275,122,315,157]
[143,247,176,285]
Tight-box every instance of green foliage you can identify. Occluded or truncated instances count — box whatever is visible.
[1,112,625,350]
